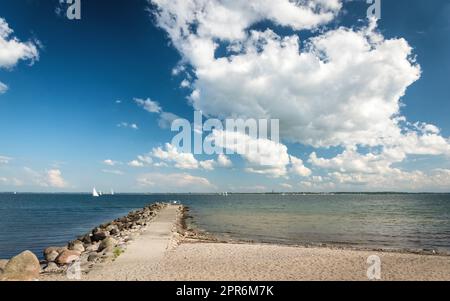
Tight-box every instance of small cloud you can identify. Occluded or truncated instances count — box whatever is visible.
[151,143,201,170]
[46,169,68,188]
[55,0,66,17]
[103,159,121,166]
[128,160,144,168]
[134,97,162,113]
[0,18,40,69]
[0,177,23,187]
[0,82,8,94]
[280,183,293,189]
[180,79,191,88]
[115,99,122,104]
[117,122,139,130]
[102,169,124,176]
[128,154,153,168]
[0,155,12,164]
[137,155,153,165]
[23,167,68,188]
[172,65,185,76]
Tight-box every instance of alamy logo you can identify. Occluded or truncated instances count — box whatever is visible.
[367,255,381,280]
[367,0,381,20]
[65,0,81,20]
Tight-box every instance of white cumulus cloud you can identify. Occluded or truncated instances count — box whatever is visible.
[103,159,121,166]
[152,143,200,169]
[23,167,69,188]
[0,18,39,93]
[46,169,68,188]
[150,0,450,190]
[208,129,310,178]
[135,97,162,113]
[117,122,139,130]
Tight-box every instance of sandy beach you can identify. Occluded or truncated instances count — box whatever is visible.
[40,204,450,281]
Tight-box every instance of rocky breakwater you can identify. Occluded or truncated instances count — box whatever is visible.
[41,202,167,276]
[172,206,218,244]
[0,202,167,281]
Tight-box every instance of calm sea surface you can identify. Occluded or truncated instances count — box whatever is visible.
[0,193,450,259]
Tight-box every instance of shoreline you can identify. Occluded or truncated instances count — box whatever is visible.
[179,206,450,257]
[2,202,449,281]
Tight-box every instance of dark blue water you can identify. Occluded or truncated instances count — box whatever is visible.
[1,193,450,259]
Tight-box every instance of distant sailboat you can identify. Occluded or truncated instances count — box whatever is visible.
[111,189,115,196]
[92,188,99,197]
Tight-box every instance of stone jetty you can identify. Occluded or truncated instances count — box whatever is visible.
[0,202,167,281]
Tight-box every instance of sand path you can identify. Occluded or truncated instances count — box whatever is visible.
[81,204,179,281]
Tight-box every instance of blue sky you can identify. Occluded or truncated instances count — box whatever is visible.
[1,0,450,193]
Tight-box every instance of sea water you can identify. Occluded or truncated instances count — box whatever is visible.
[0,193,449,259]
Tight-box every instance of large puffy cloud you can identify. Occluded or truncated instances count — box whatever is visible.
[0,18,39,92]
[151,0,450,189]
[188,25,422,148]
[151,0,424,148]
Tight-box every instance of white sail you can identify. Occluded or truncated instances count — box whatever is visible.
[111,189,114,195]
[92,188,99,197]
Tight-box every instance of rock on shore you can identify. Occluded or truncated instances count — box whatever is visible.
[0,251,40,281]
[0,259,9,273]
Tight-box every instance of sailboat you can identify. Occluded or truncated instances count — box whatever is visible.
[111,189,115,196]
[92,188,99,197]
